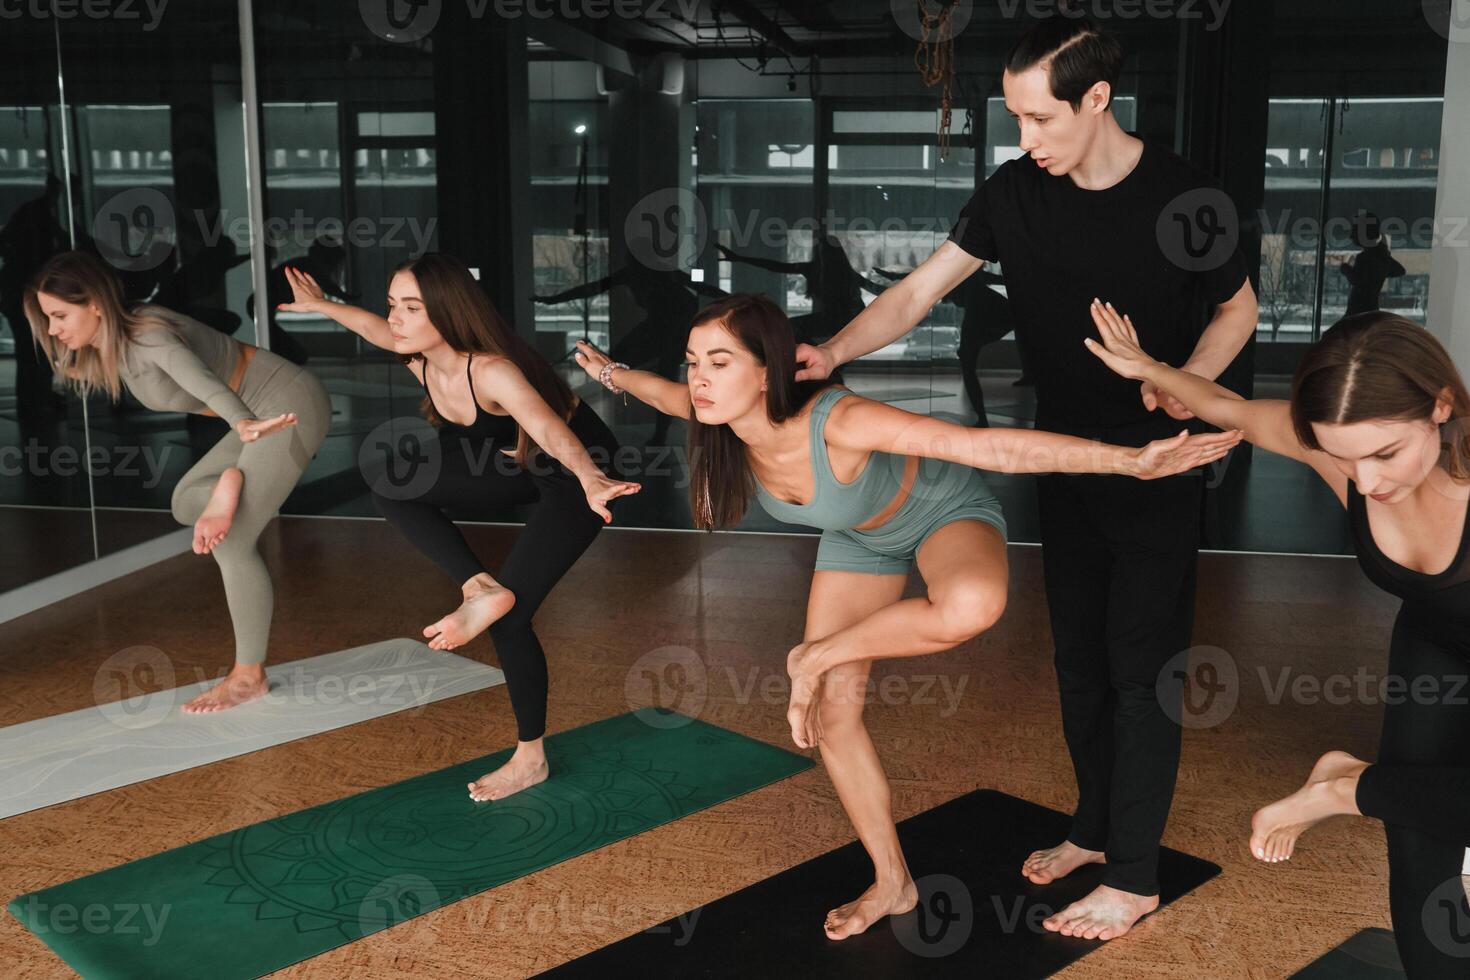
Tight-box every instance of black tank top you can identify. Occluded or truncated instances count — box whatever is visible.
[1346,479,1470,650]
[416,354,518,446]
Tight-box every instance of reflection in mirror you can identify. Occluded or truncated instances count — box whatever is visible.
[0,21,97,594]
[52,3,261,558]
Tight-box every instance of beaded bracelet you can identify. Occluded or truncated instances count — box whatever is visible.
[599,360,631,394]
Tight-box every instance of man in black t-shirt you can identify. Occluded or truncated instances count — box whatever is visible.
[798,15,1257,940]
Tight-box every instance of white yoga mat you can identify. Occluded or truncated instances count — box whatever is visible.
[0,638,504,820]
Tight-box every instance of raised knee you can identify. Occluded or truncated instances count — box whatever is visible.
[933,580,1007,644]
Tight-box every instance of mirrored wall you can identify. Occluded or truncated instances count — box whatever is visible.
[0,1,1455,603]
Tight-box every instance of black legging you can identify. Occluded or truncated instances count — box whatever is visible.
[1355,613,1470,978]
[371,401,621,742]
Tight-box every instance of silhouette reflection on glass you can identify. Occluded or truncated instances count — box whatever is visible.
[536,247,725,445]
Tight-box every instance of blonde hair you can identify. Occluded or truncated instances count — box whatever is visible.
[23,250,179,401]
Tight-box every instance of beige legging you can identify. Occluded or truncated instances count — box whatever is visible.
[168,355,331,666]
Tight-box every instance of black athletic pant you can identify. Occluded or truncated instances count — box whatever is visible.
[371,401,621,742]
[1355,613,1470,978]
[1037,421,1203,897]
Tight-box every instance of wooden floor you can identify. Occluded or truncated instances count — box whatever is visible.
[0,517,1405,978]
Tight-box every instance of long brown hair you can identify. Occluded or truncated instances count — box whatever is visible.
[1291,311,1470,479]
[24,250,181,401]
[394,252,574,466]
[687,293,839,529]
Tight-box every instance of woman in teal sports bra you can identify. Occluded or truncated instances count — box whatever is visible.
[573,293,1241,941]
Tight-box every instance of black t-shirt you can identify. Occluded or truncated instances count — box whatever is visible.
[948,136,1248,434]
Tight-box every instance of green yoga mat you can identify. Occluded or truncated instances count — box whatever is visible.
[10,710,812,979]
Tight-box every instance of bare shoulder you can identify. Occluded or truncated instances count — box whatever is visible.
[472,353,523,384]
[471,353,533,413]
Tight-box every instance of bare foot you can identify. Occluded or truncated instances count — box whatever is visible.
[1250,749,1368,864]
[824,878,919,940]
[1022,840,1106,884]
[1043,884,1159,941]
[785,640,826,749]
[424,575,515,651]
[467,745,548,802]
[193,467,243,554]
[182,664,268,714]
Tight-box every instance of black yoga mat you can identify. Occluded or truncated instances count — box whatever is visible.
[1291,928,1404,979]
[542,788,1221,978]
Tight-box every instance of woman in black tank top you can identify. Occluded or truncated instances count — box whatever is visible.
[1088,303,1470,977]
[281,253,639,807]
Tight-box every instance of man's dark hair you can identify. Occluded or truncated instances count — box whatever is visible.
[1004,13,1124,112]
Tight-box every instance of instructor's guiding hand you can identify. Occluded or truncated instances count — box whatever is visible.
[571,340,610,385]
[1129,428,1242,480]
[794,342,836,383]
[1083,298,1195,420]
[582,472,641,524]
[236,413,298,443]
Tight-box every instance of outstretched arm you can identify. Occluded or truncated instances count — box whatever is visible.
[571,340,692,418]
[1085,299,1348,495]
[823,392,1241,480]
[797,240,984,381]
[476,357,640,522]
[278,267,394,350]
